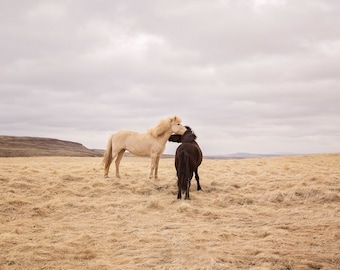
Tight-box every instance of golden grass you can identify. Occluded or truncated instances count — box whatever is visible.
[0,154,339,269]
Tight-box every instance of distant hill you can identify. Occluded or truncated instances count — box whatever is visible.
[0,136,295,159]
[0,136,104,157]
[207,152,283,159]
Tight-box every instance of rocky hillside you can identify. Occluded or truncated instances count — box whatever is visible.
[0,136,103,157]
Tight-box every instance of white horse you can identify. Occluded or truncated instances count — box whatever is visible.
[102,115,186,179]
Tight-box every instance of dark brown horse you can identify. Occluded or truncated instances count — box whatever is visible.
[169,126,203,199]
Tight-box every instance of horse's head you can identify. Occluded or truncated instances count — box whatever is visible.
[182,126,197,143]
[168,126,197,143]
[168,134,182,143]
[148,115,186,138]
[169,115,186,135]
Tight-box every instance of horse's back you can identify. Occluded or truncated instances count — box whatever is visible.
[114,130,139,137]
[111,130,139,145]
[176,142,202,167]
[111,130,157,156]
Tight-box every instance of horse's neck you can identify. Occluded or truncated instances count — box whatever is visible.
[157,130,173,144]
[182,132,196,143]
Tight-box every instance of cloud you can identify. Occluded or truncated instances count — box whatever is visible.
[1,0,340,155]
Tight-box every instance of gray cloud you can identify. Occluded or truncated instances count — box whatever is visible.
[1,0,340,155]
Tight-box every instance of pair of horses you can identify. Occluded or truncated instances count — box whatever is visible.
[102,116,202,199]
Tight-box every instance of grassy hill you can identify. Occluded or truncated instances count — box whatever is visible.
[0,136,103,157]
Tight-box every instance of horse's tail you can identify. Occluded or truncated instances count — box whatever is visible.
[102,134,113,170]
[178,150,191,194]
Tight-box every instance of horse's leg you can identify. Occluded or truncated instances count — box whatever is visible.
[185,180,191,200]
[154,155,160,179]
[115,149,125,178]
[149,155,157,179]
[104,153,118,178]
[177,180,181,199]
[195,168,202,190]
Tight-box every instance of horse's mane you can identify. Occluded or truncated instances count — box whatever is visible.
[148,116,182,138]
[182,129,197,143]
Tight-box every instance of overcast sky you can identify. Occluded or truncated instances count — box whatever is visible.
[1,0,340,155]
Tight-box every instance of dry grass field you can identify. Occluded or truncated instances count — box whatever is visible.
[0,154,339,269]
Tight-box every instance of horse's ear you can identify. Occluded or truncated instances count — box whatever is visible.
[171,115,182,123]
